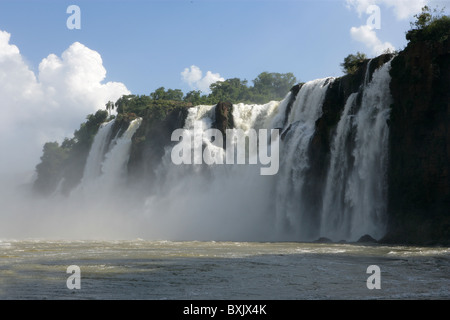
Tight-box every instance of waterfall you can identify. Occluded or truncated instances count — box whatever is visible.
[74,117,142,197]
[80,119,115,184]
[320,60,393,241]
[143,101,281,240]
[274,77,334,240]
[320,93,358,239]
[101,117,142,186]
[57,60,393,242]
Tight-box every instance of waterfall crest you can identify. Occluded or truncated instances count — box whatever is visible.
[320,60,393,241]
[56,60,393,242]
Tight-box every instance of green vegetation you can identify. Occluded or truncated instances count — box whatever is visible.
[406,5,450,43]
[340,52,367,75]
[112,72,298,117]
[150,87,184,101]
[34,142,70,195]
[205,72,297,104]
[33,110,110,195]
[34,71,297,195]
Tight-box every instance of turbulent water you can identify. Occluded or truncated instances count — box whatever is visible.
[320,61,392,241]
[1,239,449,300]
[3,59,444,300]
[0,59,396,242]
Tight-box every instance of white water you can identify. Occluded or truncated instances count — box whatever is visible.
[320,61,392,241]
[72,117,142,199]
[60,64,391,242]
[100,118,142,186]
[274,78,334,239]
[0,61,395,243]
[320,93,358,239]
[1,240,449,300]
[142,101,281,241]
[80,119,115,184]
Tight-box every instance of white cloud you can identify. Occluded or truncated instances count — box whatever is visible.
[350,25,395,55]
[0,30,130,176]
[346,0,429,20]
[181,65,224,93]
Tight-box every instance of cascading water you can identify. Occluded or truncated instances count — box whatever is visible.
[320,60,393,241]
[59,59,393,242]
[141,101,281,241]
[274,77,334,240]
[80,119,116,184]
[74,117,142,198]
[101,117,142,187]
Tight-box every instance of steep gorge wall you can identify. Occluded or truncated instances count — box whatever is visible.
[33,35,449,244]
[384,38,450,245]
[119,45,448,244]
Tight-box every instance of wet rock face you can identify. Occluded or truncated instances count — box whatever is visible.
[385,38,450,245]
[213,101,234,135]
[212,101,234,148]
[127,105,190,185]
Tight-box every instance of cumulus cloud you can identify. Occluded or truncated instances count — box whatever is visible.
[181,65,224,93]
[344,0,427,56]
[0,29,130,178]
[350,25,395,55]
[346,0,429,20]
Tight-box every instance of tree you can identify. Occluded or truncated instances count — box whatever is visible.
[252,72,297,102]
[165,88,184,101]
[340,52,367,75]
[105,101,114,115]
[410,5,434,30]
[34,142,70,195]
[149,87,184,101]
[209,78,250,103]
[406,5,450,43]
[150,87,167,100]
[115,94,137,114]
[183,90,204,105]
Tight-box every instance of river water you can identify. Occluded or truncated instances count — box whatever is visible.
[0,239,449,300]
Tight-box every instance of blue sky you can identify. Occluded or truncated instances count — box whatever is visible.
[0,0,449,174]
[2,0,447,95]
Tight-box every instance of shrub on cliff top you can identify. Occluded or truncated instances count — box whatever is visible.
[406,6,450,43]
[340,52,367,75]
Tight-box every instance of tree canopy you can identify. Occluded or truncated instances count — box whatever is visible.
[340,52,367,75]
[406,5,450,43]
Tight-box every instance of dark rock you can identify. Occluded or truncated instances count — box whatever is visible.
[281,84,303,128]
[212,101,234,147]
[127,103,190,185]
[357,234,378,243]
[386,36,450,245]
[313,237,333,243]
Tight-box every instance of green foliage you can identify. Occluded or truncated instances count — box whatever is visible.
[113,72,298,115]
[251,72,297,103]
[209,78,251,103]
[150,87,183,101]
[72,109,108,147]
[34,71,298,195]
[340,52,367,75]
[33,109,109,195]
[105,101,114,115]
[406,6,450,43]
[34,142,70,195]
[183,90,205,105]
[115,94,150,115]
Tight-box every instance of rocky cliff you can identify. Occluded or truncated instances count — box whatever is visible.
[383,37,450,245]
[32,24,449,245]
